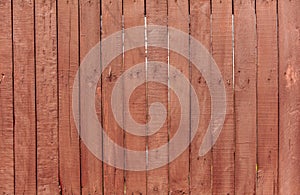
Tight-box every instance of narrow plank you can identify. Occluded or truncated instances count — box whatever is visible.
[35,0,60,194]
[0,1,14,194]
[146,0,169,194]
[101,0,124,194]
[211,0,235,194]
[278,0,300,194]
[189,0,213,194]
[13,0,36,194]
[79,0,103,194]
[234,0,257,194]
[256,0,279,194]
[123,0,147,194]
[168,0,190,194]
[57,0,81,194]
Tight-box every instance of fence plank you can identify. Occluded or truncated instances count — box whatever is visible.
[256,0,279,194]
[189,0,213,194]
[168,0,190,194]
[0,1,14,194]
[101,0,124,194]
[146,0,169,194]
[211,0,235,194]
[278,0,300,194]
[57,0,81,194]
[234,0,257,194]
[79,0,103,194]
[123,0,147,194]
[13,0,36,194]
[35,0,60,194]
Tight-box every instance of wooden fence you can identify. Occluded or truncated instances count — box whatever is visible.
[0,0,299,194]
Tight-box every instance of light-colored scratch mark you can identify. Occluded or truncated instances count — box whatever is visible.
[285,64,298,88]
[0,73,5,84]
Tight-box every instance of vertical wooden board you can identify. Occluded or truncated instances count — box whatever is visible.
[278,0,300,194]
[101,0,124,194]
[189,0,213,194]
[211,0,235,194]
[35,0,60,194]
[13,0,36,194]
[79,0,103,194]
[146,0,169,194]
[123,0,147,194]
[168,0,190,194]
[233,0,257,194]
[0,1,14,194]
[57,0,81,194]
[256,0,279,194]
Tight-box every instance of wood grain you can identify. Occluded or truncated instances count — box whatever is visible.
[79,0,103,194]
[189,0,213,194]
[58,0,81,194]
[35,0,60,194]
[211,0,235,194]
[2,1,300,194]
[101,0,124,194]
[256,0,279,194]
[123,0,147,194]
[278,0,300,194]
[13,0,36,194]
[146,0,169,194]
[234,0,257,194]
[0,1,14,194]
[168,0,190,194]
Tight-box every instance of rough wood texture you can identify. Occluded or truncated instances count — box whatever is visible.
[35,0,60,194]
[256,0,279,194]
[58,0,81,194]
[168,0,190,194]
[123,0,147,194]
[278,0,300,194]
[189,1,213,194]
[234,0,257,194]
[211,0,235,194]
[101,0,124,194]
[0,1,14,194]
[79,0,103,194]
[13,0,36,194]
[146,0,169,194]
[2,1,300,194]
